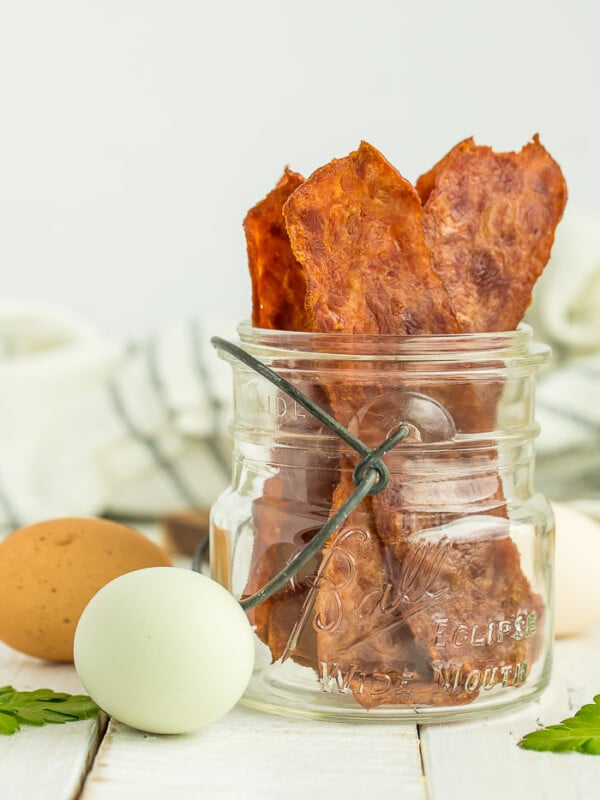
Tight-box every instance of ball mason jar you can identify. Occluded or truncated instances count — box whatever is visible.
[210,322,553,723]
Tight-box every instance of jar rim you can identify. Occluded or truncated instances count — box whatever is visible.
[234,320,550,365]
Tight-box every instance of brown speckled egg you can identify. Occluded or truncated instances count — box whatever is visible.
[0,517,172,662]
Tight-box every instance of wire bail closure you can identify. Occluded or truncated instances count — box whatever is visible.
[194,336,409,611]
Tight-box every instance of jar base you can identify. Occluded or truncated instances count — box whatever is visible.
[241,655,552,724]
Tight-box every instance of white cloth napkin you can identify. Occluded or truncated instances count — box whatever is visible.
[526,209,600,516]
[0,303,234,532]
[527,208,600,362]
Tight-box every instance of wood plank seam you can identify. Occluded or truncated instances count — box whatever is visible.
[75,713,110,800]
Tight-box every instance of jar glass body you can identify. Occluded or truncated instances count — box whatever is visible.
[211,323,554,722]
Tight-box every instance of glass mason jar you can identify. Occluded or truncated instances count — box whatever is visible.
[210,322,553,723]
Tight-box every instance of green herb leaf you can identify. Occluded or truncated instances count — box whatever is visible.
[0,685,99,736]
[519,695,600,754]
[0,711,21,735]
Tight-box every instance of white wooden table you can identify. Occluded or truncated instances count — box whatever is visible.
[2,626,600,800]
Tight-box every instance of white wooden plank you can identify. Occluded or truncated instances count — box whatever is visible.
[81,704,426,800]
[4,607,600,800]
[420,625,600,800]
[0,641,105,800]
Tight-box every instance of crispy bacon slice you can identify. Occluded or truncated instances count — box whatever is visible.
[243,168,319,662]
[283,141,460,335]
[372,461,544,693]
[244,168,309,331]
[417,135,567,331]
[309,473,446,709]
[244,472,327,668]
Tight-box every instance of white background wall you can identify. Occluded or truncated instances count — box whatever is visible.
[0,1,597,337]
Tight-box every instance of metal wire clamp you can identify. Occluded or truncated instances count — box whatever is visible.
[193,336,409,611]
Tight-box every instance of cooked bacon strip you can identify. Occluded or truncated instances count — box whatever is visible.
[284,141,460,335]
[243,168,323,662]
[418,135,567,331]
[244,168,309,331]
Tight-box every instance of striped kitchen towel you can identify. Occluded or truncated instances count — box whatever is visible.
[0,303,234,533]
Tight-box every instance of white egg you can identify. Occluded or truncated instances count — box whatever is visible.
[552,501,600,638]
[74,567,255,734]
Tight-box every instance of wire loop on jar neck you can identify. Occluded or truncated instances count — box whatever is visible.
[193,337,410,611]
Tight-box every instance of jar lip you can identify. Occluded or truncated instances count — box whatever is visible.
[235,320,550,364]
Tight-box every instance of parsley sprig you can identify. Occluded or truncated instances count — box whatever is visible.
[519,695,600,755]
[0,685,99,735]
